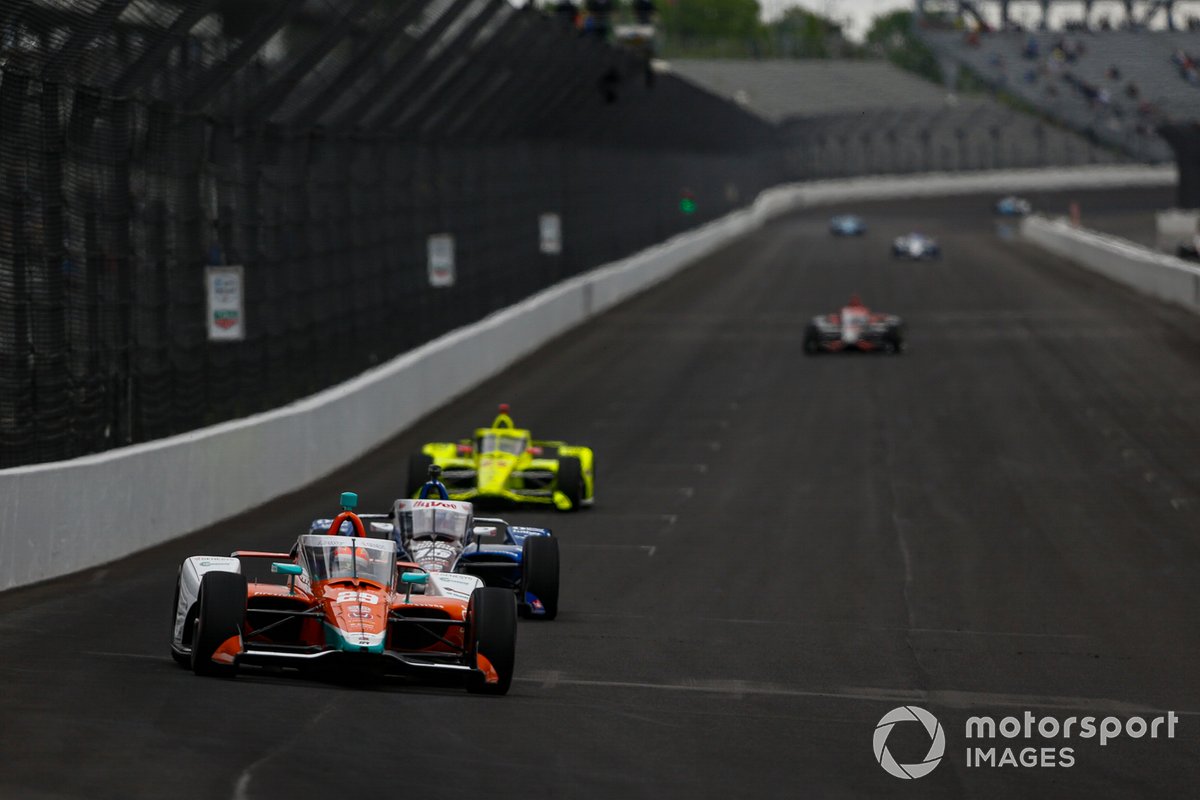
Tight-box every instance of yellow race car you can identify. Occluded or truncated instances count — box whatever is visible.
[408,405,595,511]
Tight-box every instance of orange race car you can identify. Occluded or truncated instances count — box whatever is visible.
[169,492,517,694]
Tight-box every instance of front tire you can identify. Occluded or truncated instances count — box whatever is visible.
[465,588,517,695]
[190,571,246,678]
[407,453,433,497]
[521,536,560,620]
[556,456,584,511]
[803,325,820,355]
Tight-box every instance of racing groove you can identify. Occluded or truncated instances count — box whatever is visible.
[2,187,1198,799]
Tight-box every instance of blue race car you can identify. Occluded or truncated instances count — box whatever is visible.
[830,214,867,236]
[994,195,1032,216]
[312,502,560,620]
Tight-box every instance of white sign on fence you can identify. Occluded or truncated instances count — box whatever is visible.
[427,234,456,287]
[539,213,562,255]
[205,265,245,341]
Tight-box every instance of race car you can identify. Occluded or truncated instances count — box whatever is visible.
[803,294,904,355]
[393,493,560,620]
[408,404,594,511]
[171,491,517,694]
[891,232,940,260]
[994,195,1032,216]
[829,214,867,236]
[313,473,560,619]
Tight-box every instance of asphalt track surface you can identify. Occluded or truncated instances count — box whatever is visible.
[2,187,1198,799]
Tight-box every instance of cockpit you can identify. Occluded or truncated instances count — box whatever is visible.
[296,534,397,587]
[393,499,474,546]
[476,433,528,456]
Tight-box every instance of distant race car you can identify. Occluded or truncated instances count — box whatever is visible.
[892,232,940,260]
[803,295,904,355]
[409,404,594,511]
[829,214,867,236]
[172,491,517,694]
[994,196,1032,216]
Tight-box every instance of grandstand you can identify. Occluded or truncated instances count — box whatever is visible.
[669,58,1125,178]
[920,28,1200,161]
[916,0,1200,31]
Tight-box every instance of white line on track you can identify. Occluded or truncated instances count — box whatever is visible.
[591,513,677,526]
[514,672,1200,715]
[607,486,694,499]
[565,544,656,557]
[633,462,709,473]
[232,700,337,800]
[83,651,161,660]
[564,612,1094,638]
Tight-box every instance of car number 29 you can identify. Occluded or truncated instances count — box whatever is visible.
[336,591,379,605]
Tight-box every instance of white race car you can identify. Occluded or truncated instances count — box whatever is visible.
[892,232,940,260]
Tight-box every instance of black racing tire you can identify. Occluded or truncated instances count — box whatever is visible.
[465,587,517,695]
[170,566,191,667]
[407,453,433,497]
[556,456,584,511]
[190,571,246,678]
[521,536,560,621]
[803,325,820,355]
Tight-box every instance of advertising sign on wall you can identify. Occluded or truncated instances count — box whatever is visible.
[205,265,245,341]
[428,234,456,287]
[539,213,562,255]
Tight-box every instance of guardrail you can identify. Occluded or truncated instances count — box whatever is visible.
[1021,214,1200,313]
[0,164,1176,592]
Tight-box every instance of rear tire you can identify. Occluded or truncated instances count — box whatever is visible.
[521,536,560,620]
[407,453,433,497]
[556,457,584,511]
[465,588,517,695]
[190,571,246,678]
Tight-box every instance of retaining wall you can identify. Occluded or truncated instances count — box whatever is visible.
[0,164,1175,592]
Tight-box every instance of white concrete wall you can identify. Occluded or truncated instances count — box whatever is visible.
[1021,214,1200,313]
[0,164,1176,592]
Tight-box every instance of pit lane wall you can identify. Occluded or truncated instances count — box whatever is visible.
[1021,215,1200,313]
[0,164,1174,592]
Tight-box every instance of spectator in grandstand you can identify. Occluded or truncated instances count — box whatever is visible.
[1106,65,1121,81]
[1022,35,1039,59]
[1126,81,1140,99]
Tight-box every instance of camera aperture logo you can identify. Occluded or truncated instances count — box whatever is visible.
[873,707,1181,778]
[874,706,946,779]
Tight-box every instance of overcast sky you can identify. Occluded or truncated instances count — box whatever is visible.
[757,0,910,39]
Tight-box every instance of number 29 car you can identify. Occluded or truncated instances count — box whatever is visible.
[170,492,518,694]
